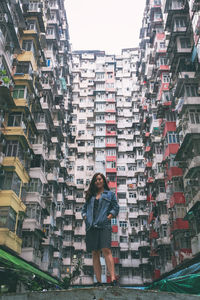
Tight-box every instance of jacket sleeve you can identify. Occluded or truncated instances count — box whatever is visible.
[109,192,119,218]
[81,201,87,218]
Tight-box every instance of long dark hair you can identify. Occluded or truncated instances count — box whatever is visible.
[85,173,110,202]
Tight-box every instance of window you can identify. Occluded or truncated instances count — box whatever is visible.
[132,268,140,276]
[77,166,84,171]
[2,172,21,197]
[120,252,128,259]
[13,85,26,99]
[120,236,128,243]
[166,112,176,121]
[180,38,191,48]
[174,18,187,29]
[16,62,31,74]
[189,109,200,124]
[87,166,93,171]
[26,204,41,222]
[159,57,168,66]
[120,268,129,276]
[46,59,51,67]
[107,161,116,168]
[131,251,139,259]
[106,149,116,156]
[27,20,36,30]
[167,132,179,144]
[85,252,92,259]
[96,73,104,79]
[111,218,117,225]
[77,179,84,185]
[119,221,128,228]
[22,40,33,51]
[0,206,16,232]
[117,178,126,185]
[185,85,198,97]
[162,75,170,83]
[129,192,136,198]
[111,232,118,241]
[117,166,125,171]
[6,140,22,158]
[154,12,162,20]
[79,119,85,124]
[117,192,126,199]
[160,42,165,48]
[47,27,54,35]
[29,2,39,11]
[23,235,33,247]
[29,178,43,194]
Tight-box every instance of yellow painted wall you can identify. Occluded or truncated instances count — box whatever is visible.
[2,157,29,183]
[0,190,26,212]
[0,228,22,254]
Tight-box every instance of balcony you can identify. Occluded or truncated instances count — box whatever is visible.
[169,192,185,208]
[83,258,93,266]
[75,212,82,220]
[74,226,85,235]
[129,211,139,219]
[0,228,22,254]
[2,126,32,149]
[22,218,42,232]
[63,241,73,247]
[157,237,170,246]
[73,242,86,251]
[21,248,41,266]
[106,168,117,173]
[187,190,200,213]
[170,218,189,232]
[63,224,73,231]
[108,181,117,189]
[2,157,29,183]
[163,144,179,161]
[0,85,15,109]
[63,257,72,265]
[139,241,149,248]
[111,241,119,247]
[106,143,117,148]
[163,121,176,137]
[64,209,73,216]
[156,192,166,202]
[184,156,200,179]
[0,190,26,213]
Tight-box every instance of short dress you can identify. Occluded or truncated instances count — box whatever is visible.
[85,198,111,252]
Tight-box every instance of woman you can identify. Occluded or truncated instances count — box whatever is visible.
[82,173,119,287]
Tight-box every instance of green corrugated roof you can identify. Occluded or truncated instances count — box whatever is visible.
[0,249,59,285]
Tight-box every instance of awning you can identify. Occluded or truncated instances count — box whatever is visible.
[0,248,60,286]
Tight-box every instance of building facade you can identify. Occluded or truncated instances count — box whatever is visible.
[69,49,153,285]
[137,0,200,281]
[0,0,72,282]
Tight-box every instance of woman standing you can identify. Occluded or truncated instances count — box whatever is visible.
[82,173,119,287]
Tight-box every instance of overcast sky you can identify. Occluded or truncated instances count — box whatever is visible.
[64,0,146,55]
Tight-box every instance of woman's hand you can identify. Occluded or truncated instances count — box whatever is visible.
[107,214,113,220]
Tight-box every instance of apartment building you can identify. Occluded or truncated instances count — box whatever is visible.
[69,48,153,285]
[137,0,200,281]
[0,0,72,284]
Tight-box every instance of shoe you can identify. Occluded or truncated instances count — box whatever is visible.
[93,282,103,287]
[111,279,118,287]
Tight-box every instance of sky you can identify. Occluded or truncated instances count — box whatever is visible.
[64,0,146,55]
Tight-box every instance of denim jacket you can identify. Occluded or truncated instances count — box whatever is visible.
[81,190,119,231]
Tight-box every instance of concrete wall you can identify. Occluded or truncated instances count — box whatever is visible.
[0,287,199,300]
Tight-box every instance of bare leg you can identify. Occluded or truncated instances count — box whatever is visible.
[92,250,102,282]
[102,248,116,281]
